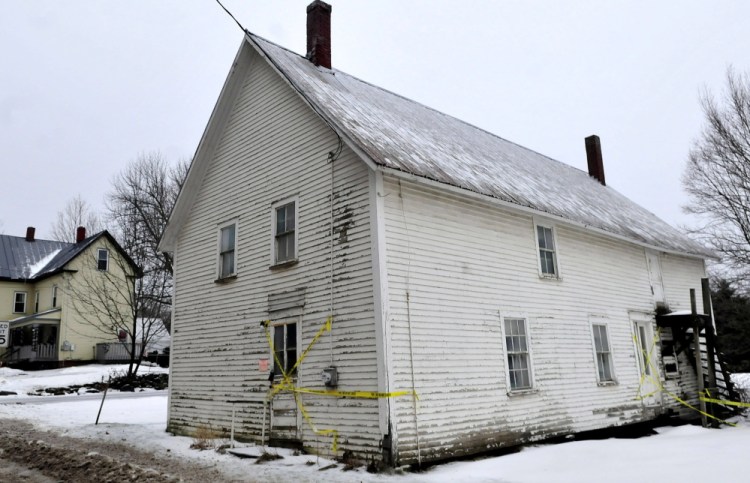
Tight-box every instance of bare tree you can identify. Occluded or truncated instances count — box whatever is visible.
[683,68,750,284]
[50,195,103,242]
[67,241,167,378]
[105,152,189,333]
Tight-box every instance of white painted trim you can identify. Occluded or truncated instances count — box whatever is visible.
[378,167,713,261]
[12,291,27,314]
[630,316,663,407]
[166,250,176,426]
[97,248,109,271]
[499,312,536,394]
[245,36,380,174]
[532,217,562,280]
[216,219,239,280]
[159,44,254,251]
[270,196,300,267]
[589,316,618,385]
[369,170,395,448]
[268,316,302,378]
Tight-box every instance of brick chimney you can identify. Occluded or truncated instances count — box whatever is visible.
[76,226,86,243]
[585,135,606,186]
[307,0,332,69]
[25,226,35,242]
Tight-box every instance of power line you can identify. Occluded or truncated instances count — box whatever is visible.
[215,0,247,34]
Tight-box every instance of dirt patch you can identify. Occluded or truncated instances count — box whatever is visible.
[0,419,236,482]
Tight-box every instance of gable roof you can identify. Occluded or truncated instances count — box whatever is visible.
[161,32,711,258]
[0,231,137,282]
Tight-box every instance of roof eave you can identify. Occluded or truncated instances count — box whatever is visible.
[378,166,713,260]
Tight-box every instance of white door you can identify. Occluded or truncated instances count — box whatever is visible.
[633,319,661,406]
[269,318,300,442]
[645,251,666,305]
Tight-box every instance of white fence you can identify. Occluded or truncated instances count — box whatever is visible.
[95,342,143,362]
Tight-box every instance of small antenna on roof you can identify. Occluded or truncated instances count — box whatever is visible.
[215,0,248,34]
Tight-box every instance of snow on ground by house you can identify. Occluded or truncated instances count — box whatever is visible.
[0,364,167,396]
[0,366,748,482]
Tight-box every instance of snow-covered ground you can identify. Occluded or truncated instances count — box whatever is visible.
[0,365,749,482]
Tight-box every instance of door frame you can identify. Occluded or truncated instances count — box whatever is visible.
[268,315,302,442]
[631,316,662,407]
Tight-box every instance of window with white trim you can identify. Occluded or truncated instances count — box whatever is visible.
[504,317,532,390]
[536,224,558,276]
[52,286,58,308]
[272,322,298,378]
[34,291,39,313]
[13,292,27,313]
[218,223,237,279]
[273,201,296,264]
[592,323,615,382]
[97,249,109,271]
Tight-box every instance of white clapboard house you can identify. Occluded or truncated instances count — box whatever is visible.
[159,1,730,466]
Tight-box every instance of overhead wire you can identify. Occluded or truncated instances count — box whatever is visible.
[214,0,248,34]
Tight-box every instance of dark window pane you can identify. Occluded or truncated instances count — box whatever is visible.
[287,349,297,374]
[276,207,286,234]
[221,225,235,252]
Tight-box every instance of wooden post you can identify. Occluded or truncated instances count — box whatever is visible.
[691,289,708,427]
[702,278,719,426]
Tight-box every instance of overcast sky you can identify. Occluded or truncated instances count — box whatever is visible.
[1,1,749,240]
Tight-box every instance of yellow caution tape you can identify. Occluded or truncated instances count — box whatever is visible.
[295,391,339,452]
[262,316,418,453]
[633,332,736,426]
[700,397,750,408]
[284,386,417,400]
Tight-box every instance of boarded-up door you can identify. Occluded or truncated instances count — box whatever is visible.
[645,251,665,305]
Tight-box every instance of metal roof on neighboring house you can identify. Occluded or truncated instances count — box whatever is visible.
[243,33,711,258]
[0,231,128,282]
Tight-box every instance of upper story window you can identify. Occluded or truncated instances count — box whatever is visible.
[504,317,533,391]
[273,200,297,265]
[218,222,237,279]
[536,224,558,277]
[592,323,615,383]
[34,291,39,313]
[13,292,27,314]
[97,249,109,271]
[52,286,58,308]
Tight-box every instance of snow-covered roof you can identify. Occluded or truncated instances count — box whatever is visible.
[247,33,711,258]
[0,231,133,282]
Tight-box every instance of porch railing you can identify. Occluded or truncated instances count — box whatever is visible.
[6,343,57,362]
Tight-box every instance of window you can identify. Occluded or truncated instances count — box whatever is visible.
[13,292,27,313]
[592,324,614,382]
[504,318,532,390]
[52,286,58,308]
[273,201,296,264]
[97,249,109,271]
[218,223,237,279]
[536,224,558,276]
[34,291,39,313]
[272,322,298,378]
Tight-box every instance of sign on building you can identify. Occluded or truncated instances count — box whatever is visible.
[0,322,9,348]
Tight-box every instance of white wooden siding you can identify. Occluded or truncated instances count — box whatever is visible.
[168,46,381,458]
[382,177,705,464]
[660,254,707,312]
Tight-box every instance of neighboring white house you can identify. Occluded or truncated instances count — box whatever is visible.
[159,1,731,466]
